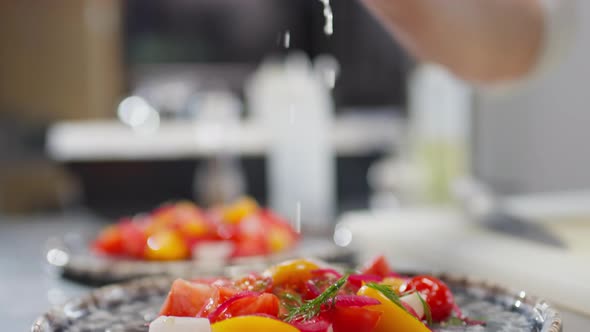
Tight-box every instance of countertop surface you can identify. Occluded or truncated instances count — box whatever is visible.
[47,114,403,161]
[1,213,589,331]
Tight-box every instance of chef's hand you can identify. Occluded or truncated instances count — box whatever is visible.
[361,0,545,83]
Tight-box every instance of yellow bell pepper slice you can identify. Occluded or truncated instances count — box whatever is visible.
[357,285,430,332]
[380,277,406,294]
[211,316,299,332]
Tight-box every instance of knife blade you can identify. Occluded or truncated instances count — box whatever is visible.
[454,178,566,248]
[482,210,566,248]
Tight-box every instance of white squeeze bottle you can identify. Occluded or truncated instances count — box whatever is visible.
[246,53,335,234]
[408,64,473,204]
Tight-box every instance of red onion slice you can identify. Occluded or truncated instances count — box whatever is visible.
[402,301,421,319]
[208,291,260,322]
[305,281,322,299]
[334,295,380,307]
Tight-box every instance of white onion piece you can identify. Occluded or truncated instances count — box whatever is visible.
[149,316,211,332]
[192,241,234,261]
[400,292,425,319]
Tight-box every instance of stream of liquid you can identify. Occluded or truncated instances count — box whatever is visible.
[318,0,333,36]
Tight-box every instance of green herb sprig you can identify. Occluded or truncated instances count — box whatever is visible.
[416,292,433,325]
[366,282,408,313]
[367,283,434,325]
[280,292,303,312]
[285,274,349,322]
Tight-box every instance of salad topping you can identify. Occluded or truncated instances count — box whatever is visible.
[151,256,485,332]
[92,197,299,260]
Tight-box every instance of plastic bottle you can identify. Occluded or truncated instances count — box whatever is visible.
[407,64,473,204]
[246,53,335,234]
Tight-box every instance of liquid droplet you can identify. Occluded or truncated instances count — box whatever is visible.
[318,0,333,36]
[283,30,291,49]
[295,201,302,234]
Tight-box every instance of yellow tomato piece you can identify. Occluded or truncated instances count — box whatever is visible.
[145,213,177,237]
[179,219,209,238]
[358,285,430,332]
[223,197,259,224]
[267,227,292,253]
[211,316,299,332]
[147,202,202,235]
[144,221,168,237]
[263,258,320,286]
[380,277,406,294]
[144,230,189,261]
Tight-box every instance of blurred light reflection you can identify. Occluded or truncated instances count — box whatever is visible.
[46,248,69,267]
[333,225,352,247]
[117,96,160,134]
[283,30,291,49]
[146,236,161,251]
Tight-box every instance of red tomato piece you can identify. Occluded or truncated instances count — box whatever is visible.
[330,306,382,332]
[234,274,273,292]
[405,275,455,322]
[347,274,384,289]
[189,277,233,287]
[159,279,216,317]
[231,236,268,257]
[290,315,332,332]
[255,210,300,254]
[197,286,240,318]
[230,216,269,257]
[119,221,147,258]
[360,255,393,278]
[92,225,125,255]
[209,292,280,323]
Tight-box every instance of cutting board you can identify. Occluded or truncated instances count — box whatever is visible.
[337,207,590,315]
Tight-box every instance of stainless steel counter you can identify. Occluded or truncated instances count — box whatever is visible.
[0,213,588,331]
[0,214,104,331]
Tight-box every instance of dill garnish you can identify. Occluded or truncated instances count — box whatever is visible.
[417,292,433,325]
[285,274,349,322]
[366,282,410,314]
[280,291,303,312]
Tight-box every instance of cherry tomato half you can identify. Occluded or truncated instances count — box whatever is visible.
[405,275,454,322]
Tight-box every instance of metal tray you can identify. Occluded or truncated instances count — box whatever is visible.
[32,273,561,332]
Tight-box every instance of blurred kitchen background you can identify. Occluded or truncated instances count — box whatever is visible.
[1,0,411,218]
[2,0,590,260]
[2,0,587,216]
[1,0,588,214]
[2,0,590,327]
